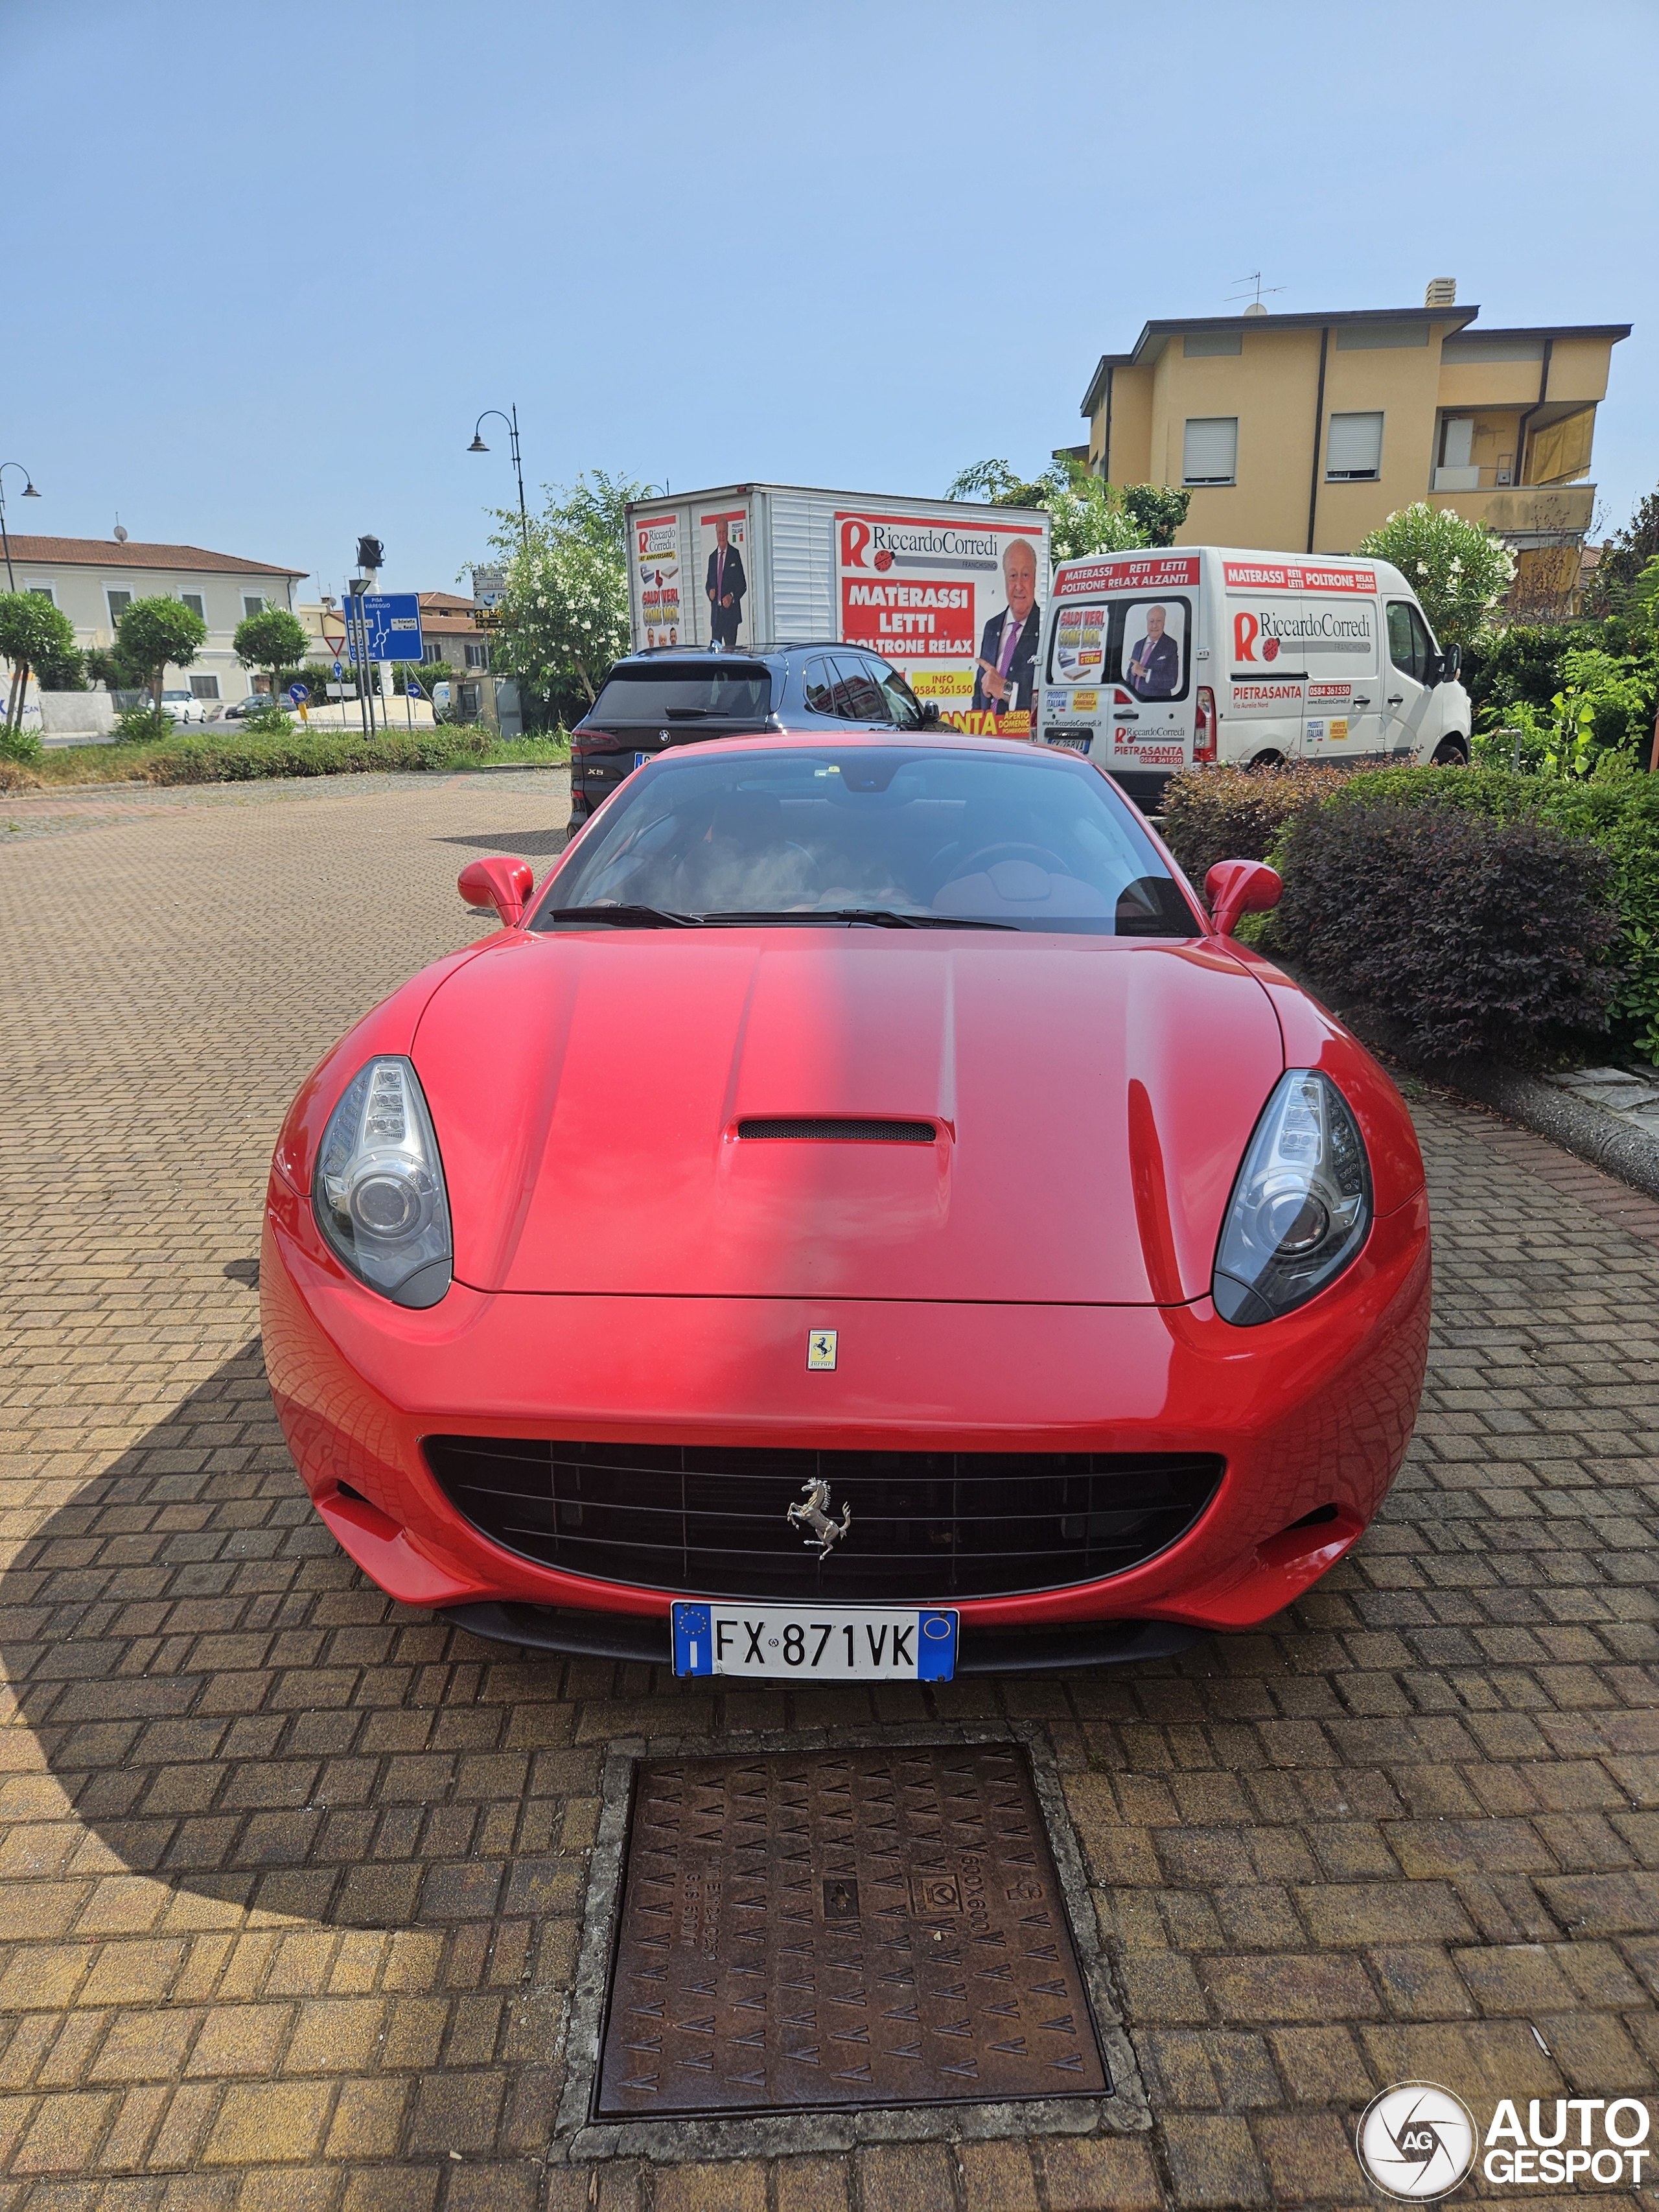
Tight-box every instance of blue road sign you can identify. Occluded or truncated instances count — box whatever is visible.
[405,677,426,700]
[331,658,343,679]
[347,592,423,662]
[288,683,308,704]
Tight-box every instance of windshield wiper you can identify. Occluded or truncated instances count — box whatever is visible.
[697,907,1017,931]
[540,904,695,927]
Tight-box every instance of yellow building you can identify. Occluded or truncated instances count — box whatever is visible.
[1076,282,1629,608]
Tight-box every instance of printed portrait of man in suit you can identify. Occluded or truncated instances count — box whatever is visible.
[971,537,1041,719]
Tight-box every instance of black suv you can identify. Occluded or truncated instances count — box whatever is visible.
[568,643,936,824]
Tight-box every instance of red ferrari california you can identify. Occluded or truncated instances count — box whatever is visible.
[261,733,1429,1682]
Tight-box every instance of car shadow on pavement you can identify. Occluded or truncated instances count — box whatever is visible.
[439,828,570,858]
[0,1339,695,1930]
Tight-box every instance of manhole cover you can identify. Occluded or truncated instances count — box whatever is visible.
[596,1743,1108,2118]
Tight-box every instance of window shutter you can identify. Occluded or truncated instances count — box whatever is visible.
[1326,412,1384,480]
[1182,417,1238,485]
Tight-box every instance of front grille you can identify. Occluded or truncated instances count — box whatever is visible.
[736,1117,936,1143]
[422,1439,1222,1601]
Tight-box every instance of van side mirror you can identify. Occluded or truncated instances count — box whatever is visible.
[1441,641,1462,684]
[920,700,942,728]
[459,856,535,927]
[1205,859,1282,938]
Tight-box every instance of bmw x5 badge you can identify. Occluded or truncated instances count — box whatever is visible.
[807,1329,837,1371]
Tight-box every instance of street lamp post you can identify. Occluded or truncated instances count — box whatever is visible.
[468,406,529,549]
[0,463,43,592]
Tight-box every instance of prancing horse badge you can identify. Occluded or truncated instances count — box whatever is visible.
[806,1329,838,1371]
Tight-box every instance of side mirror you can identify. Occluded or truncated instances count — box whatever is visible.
[459,856,535,928]
[920,700,942,728]
[1441,640,1462,684]
[1204,858,1282,939]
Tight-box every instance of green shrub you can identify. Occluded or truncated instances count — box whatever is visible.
[1159,760,1351,882]
[0,719,42,764]
[113,703,167,743]
[1275,799,1618,1060]
[1305,763,1659,1062]
[143,724,500,784]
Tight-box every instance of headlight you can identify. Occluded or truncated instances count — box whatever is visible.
[1212,1070,1371,1325]
[312,1057,452,1307]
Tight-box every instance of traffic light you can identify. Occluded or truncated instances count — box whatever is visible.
[356,536,384,572]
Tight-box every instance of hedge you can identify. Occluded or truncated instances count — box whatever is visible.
[3,725,570,793]
[1159,761,1351,881]
[1164,760,1659,1065]
[1273,799,1618,1060]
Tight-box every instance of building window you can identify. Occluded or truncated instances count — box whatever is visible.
[463,642,487,669]
[1182,417,1238,486]
[242,594,264,620]
[1326,412,1384,481]
[180,592,205,623]
[423,642,445,663]
[26,582,55,603]
[1183,329,1243,357]
[458,682,481,717]
[189,675,220,701]
[106,588,132,630]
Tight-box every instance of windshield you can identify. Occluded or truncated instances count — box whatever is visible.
[584,664,772,725]
[534,745,1198,936]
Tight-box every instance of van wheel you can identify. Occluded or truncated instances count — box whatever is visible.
[1248,749,1284,770]
[1431,738,1469,767]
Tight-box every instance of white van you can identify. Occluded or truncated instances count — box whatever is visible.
[1036,546,1472,811]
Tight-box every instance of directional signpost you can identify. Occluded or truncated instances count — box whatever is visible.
[288,681,310,725]
[346,594,424,663]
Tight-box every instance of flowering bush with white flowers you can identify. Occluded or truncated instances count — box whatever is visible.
[470,471,645,721]
[1357,502,1516,648]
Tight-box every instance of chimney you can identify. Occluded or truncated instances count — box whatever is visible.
[1424,277,1457,307]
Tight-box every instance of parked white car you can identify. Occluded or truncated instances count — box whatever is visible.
[160,690,205,725]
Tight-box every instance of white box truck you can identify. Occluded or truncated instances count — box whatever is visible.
[1036,546,1472,809]
[625,483,1052,736]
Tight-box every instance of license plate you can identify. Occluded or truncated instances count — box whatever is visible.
[671,1601,957,1681]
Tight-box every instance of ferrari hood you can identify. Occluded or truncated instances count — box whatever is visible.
[414,931,1284,1304]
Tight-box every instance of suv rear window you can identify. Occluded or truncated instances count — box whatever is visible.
[585,664,772,725]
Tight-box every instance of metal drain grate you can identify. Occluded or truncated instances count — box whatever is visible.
[595,1744,1108,2118]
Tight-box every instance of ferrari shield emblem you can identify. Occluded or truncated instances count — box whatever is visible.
[806,1328,838,1371]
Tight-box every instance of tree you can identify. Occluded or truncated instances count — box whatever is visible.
[944,459,1190,564]
[1120,483,1192,548]
[1586,484,1659,614]
[1356,503,1516,648]
[115,596,209,730]
[233,607,309,710]
[0,589,78,743]
[470,471,646,723]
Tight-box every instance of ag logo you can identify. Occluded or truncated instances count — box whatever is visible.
[1356,2082,1476,2200]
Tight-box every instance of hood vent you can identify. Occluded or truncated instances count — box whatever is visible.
[737,1117,936,1144]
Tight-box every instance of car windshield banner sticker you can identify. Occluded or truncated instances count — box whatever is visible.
[836,509,1045,736]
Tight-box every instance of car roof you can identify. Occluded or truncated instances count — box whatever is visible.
[640,727,1085,762]
[610,642,886,666]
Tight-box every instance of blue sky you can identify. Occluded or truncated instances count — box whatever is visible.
[8,0,1654,598]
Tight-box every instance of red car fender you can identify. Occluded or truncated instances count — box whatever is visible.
[272,940,500,1195]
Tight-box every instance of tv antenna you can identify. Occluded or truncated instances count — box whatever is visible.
[1227,272,1285,310]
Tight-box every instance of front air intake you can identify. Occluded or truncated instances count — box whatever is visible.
[737,1118,936,1143]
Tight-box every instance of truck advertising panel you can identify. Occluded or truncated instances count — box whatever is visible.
[836,509,1046,735]
[699,502,752,649]
[634,513,682,648]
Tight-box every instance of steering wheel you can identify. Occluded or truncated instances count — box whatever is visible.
[940,840,1074,884]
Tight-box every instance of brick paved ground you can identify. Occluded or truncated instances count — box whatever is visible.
[1,768,1657,2211]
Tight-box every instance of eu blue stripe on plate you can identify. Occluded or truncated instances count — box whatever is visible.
[917,1611,956,1680]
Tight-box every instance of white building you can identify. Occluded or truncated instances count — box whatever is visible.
[8,534,308,705]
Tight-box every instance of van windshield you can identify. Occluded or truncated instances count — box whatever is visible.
[534,744,1199,937]
[584,664,773,725]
